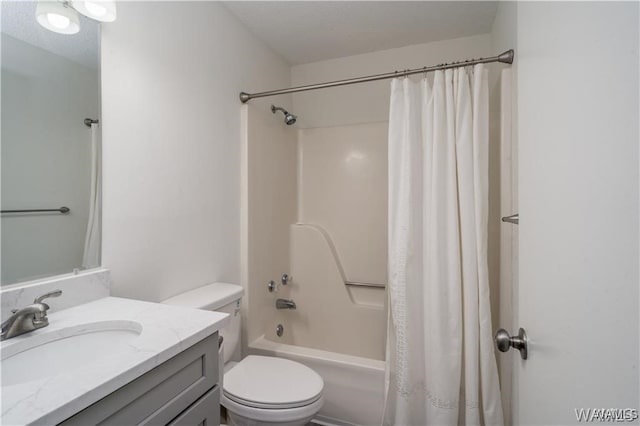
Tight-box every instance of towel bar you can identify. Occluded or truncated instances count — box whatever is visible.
[1,207,70,214]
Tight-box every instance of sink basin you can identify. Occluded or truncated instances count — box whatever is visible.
[1,320,142,386]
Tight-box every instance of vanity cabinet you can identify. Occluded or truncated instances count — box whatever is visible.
[60,333,219,426]
[167,387,219,425]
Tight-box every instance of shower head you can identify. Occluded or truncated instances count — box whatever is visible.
[271,105,297,125]
[284,113,297,125]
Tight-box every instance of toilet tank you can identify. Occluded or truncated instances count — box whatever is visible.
[162,282,244,364]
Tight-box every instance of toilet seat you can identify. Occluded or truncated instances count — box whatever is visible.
[224,391,322,410]
[221,392,324,424]
[222,355,324,409]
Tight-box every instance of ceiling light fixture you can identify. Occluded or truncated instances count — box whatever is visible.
[72,0,117,22]
[36,1,80,35]
[36,0,117,35]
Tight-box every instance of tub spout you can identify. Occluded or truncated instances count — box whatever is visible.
[276,299,296,310]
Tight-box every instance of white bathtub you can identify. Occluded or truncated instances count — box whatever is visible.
[250,336,385,426]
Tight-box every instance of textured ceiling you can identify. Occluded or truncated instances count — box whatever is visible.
[1,0,100,69]
[223,1,498,65]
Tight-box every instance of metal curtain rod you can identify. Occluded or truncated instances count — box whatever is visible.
[501,213,519,225]
[1,207,70,214]
[84,118,99,128]
[239,49,514,103]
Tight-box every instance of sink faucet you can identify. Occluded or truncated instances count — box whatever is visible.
[1,290,62,341]
[276,298,296,310]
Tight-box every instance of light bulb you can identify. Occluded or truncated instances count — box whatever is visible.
[84,1,106,17]
[36,2,80,34]
[72,0,116,22]
[46,12,71,29]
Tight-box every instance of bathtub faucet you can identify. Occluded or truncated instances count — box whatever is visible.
[276,299,296,310]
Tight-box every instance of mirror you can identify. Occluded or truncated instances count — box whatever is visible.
[1,1,101,285]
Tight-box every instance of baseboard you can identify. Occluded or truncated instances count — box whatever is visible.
[312,414,360,426]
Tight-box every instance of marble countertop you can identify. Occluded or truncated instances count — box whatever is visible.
[1,296,228,425]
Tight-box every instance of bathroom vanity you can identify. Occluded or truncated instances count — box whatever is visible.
[0,296,227,425]
[61,333,219,425]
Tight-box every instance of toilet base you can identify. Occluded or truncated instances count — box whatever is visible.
[221,393,323,426]
[227,411,315,426]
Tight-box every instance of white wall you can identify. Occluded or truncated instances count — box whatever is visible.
[101,2,292,302]
[516,2,638,423]
[1,34,98,284]
[291,34,492,128]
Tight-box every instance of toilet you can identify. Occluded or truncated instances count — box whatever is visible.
[162,282,324,426]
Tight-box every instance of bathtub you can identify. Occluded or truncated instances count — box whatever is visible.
[249,336,385,426]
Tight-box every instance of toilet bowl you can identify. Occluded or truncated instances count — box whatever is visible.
[162,283,324,426]
[222,355,323,426]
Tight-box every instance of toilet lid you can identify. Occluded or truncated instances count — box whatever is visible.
[223,355,324,409]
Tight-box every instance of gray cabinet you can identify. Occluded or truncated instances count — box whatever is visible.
[167,388,220,426]
[60,333,219,426]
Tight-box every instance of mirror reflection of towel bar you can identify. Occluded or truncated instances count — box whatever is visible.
[84,118,99,128]
[345,281,386,289]
[1,207,70,214]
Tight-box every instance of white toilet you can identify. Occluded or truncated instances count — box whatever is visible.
[163,282,324,426]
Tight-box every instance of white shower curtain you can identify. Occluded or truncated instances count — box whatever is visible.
[383,64,503,426]
[82,122,101,269]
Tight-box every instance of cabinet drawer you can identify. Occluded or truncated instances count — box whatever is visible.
[60,333,218,426]
[168,387,220,426]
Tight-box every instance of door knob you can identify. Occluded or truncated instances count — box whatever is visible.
[495,327,528,359]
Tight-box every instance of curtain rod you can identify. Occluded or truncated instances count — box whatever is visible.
[239,49,514,103]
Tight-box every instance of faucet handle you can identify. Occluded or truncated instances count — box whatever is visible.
[34,289,62,305]
[281,273,292,286]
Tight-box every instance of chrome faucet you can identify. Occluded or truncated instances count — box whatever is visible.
[1,290,62,341]
[276,298,296,310]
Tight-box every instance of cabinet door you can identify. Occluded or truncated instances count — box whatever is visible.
[168,387,220,426]
[60,333,218,426]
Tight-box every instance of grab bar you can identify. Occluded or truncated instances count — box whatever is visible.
[1,207,70,214]
[345,281,386,289]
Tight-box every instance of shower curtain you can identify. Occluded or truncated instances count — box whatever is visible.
[82,122,101,269]
[383,64,503,426]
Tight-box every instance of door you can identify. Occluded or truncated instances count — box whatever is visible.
[513,2,639,425]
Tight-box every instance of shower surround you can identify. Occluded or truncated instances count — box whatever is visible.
[241,104,387,424]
